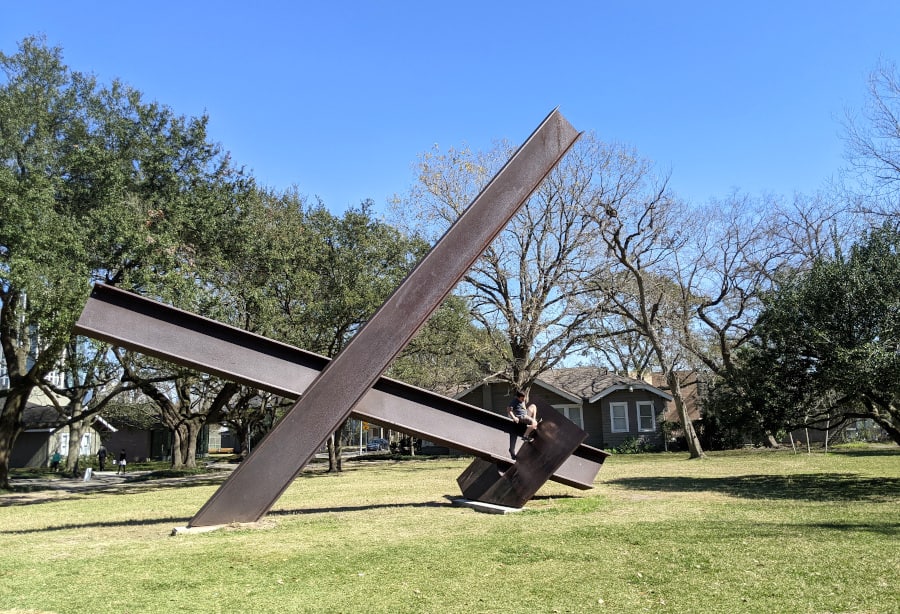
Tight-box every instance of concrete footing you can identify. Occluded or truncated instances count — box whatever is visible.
[450,497,524,515]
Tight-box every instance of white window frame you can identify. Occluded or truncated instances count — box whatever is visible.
[554,404,584,430]
[79,432,92,456]
[610,402,629,433]
[636,401,656,432]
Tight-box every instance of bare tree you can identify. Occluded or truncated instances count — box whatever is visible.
[589,174,708,458]
[393,134,637,391]
[842,60,900,220]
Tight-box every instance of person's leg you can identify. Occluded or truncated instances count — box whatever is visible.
[523,417,537,441]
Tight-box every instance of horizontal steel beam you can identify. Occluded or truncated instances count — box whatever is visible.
[75,283,609,490]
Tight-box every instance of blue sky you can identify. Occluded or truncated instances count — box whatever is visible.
[4,2,900,214]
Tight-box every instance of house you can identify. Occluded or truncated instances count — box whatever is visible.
[102,419,210,463]
[10,402,116,468]
[456,367,674,451]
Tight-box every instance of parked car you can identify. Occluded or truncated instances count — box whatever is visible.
[367,438,389,451]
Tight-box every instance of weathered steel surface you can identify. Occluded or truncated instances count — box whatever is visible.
[74,283,610,489]
[457,402,587,508]
[187,109,581,526]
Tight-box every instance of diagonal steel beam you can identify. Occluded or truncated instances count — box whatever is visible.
[74,283,609,489]
[179,109,581,526]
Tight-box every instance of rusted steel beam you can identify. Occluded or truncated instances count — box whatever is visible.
[178,109,582,526]
[74,283,609,489]
[457,401,587,508]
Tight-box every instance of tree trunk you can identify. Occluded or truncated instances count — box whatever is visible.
[762,431,781,448]
[65,417,90,474]
[171,420,203,469]
[0,388,30,489]
[171,426,186,467]
[327,433,341,472]
[668,372,705,459]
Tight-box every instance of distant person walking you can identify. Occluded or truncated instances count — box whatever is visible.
[97,445,108,471]
[116,449,127,475]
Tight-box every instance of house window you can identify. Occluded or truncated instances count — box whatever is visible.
[554,405,583,430]
[610,402,629,432]
[58,432,69,455]
[79,432,92,455]
[637,401,656,432]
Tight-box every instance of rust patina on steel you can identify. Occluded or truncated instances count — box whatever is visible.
[74,109,597,525]
[457,400,587,508]
[74,283,610,489]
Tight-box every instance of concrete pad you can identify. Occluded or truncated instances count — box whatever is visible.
[450,497,524,515]
[171,521,272,536]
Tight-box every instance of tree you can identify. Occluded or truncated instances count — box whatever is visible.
[393,134,640,393]
[710,224,900,445]
[588,175,707,459]
[0,37,250,487]
[843,60,900,219]
[209,195,433,470]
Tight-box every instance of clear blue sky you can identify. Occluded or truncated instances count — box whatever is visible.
[4,1,900,214]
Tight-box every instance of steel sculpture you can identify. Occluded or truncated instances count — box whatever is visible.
[74,109,608,526]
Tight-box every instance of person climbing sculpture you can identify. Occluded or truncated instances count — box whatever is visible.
[506,391,539,460]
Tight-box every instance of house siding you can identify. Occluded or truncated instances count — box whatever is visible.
[594,391,666,450]
[10,426,104,468]
[458,383,519,415]
[457,378,670,452]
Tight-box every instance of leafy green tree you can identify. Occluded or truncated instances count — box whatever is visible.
[709,224,900,445]
[0,37,250,486]
[208,195,440,470]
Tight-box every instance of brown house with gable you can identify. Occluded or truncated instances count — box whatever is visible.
[456,367,674,451]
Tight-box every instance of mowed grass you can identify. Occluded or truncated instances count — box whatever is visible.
[1,447,898,614]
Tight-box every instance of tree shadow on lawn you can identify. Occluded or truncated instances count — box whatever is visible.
[0,501,453,535]
[607,473,900,503]
[828,447,900,457]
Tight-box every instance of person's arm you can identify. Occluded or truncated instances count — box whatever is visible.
[507,404,518,422]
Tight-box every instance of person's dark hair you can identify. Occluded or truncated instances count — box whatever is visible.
[515,391,526,398]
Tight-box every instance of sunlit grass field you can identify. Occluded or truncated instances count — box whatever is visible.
[1,446,898,613]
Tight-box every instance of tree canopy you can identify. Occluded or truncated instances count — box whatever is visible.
[706,224,900,444]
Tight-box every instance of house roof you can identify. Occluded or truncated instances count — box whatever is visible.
[537,367,673,403]
[21,403,66,431]
[650,372,706,421]
[454,367,675,405]
[21,403,117,433]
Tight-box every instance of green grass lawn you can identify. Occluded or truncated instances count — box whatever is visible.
[1,446,898,613]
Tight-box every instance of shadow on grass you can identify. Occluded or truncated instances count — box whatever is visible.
[0,475,229,507]
[607,473,900,502]
[0,500,455,534]
[828,447,900,457]
[0,515,193,534]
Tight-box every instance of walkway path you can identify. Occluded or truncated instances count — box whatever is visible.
[1,464,235,506]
